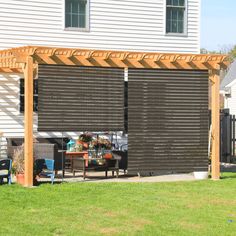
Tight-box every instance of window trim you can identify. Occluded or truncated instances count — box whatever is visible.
[63,0,90,32]
[164,0,188,37]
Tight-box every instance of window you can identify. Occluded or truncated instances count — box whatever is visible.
[20,79,38,113]
[65,0,88,29]
[166,0,186,34]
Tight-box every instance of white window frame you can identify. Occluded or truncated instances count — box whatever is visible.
[164,0,188,37]
[63,0,90,32]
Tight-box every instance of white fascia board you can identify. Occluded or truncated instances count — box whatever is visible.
[225,78,236,88]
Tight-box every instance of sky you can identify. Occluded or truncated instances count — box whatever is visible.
[201,0,236,51]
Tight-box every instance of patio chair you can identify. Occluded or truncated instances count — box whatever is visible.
[0,159,12,185]
[35,159,55,184]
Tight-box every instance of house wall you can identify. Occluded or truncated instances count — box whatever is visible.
[224,83,236,116]
[0,0,201,53]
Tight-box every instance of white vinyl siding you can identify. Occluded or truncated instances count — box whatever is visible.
[0,0,200,53]
[0,74,24,138]
[225,83,236,116]
[0,136,7,159]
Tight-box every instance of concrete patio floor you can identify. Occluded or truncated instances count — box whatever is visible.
[37,171,196,184]
[36,162,236,184]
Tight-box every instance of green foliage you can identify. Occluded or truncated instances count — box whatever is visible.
[200,48,220,55]
[0,173,236,235]
[201,45,236,61]
[12,145,24,174]
[79,132,93,143]
[228,45,236,59]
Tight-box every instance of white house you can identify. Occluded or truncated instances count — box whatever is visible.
[0,0,201,53]
[0,0,201,158]
[221,60,236,115]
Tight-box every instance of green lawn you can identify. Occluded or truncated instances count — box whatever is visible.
[0,173,236,236]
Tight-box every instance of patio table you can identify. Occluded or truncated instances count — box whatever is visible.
[72,156,120,179]
[64,151,88,176]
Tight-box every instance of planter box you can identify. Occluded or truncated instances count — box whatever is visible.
[16,173,25,185]
[193,171,208,180]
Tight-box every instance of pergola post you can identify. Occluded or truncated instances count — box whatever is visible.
[210,69,220,180]
[24,56,34,187]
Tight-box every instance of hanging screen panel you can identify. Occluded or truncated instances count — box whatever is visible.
[38,65,124,132]
[128,69,209,174]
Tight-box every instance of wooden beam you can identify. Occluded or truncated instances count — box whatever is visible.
[23,56,34,187]
[0,46,230,71]
[0,68,22,73]
[210,69,220,180]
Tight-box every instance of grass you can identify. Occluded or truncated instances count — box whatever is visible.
[0,173,236,236]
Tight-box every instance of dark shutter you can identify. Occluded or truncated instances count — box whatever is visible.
[38,65,124,132]
[128,69,209,175]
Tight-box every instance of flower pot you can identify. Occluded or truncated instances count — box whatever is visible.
[16,173,25,185]
[193,171,208,180]
[77,140,88,150]
[104,153,113,159]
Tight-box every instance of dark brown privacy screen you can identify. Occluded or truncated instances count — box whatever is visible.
[128,69,209,174]
[38,65,124,132]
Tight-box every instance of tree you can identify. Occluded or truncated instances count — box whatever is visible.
[201,45,236,61]
[228,45,236,59]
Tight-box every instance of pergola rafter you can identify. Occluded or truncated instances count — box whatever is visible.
[0,46,231,187]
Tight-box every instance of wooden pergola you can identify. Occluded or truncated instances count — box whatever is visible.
[0,46,230,187]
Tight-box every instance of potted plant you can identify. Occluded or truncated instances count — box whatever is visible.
[12,145,25,185]
[91,138,111,150]
[79,132,93,143]
[78,133,93,149]
[90,137,112,159]
[99,138,112,150]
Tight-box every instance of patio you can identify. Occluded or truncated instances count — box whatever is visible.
[0,46,230,186]
[44,172,196,183]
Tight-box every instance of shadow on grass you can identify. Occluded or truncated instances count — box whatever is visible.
[220,172,236,180]
[35,180,62,186]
